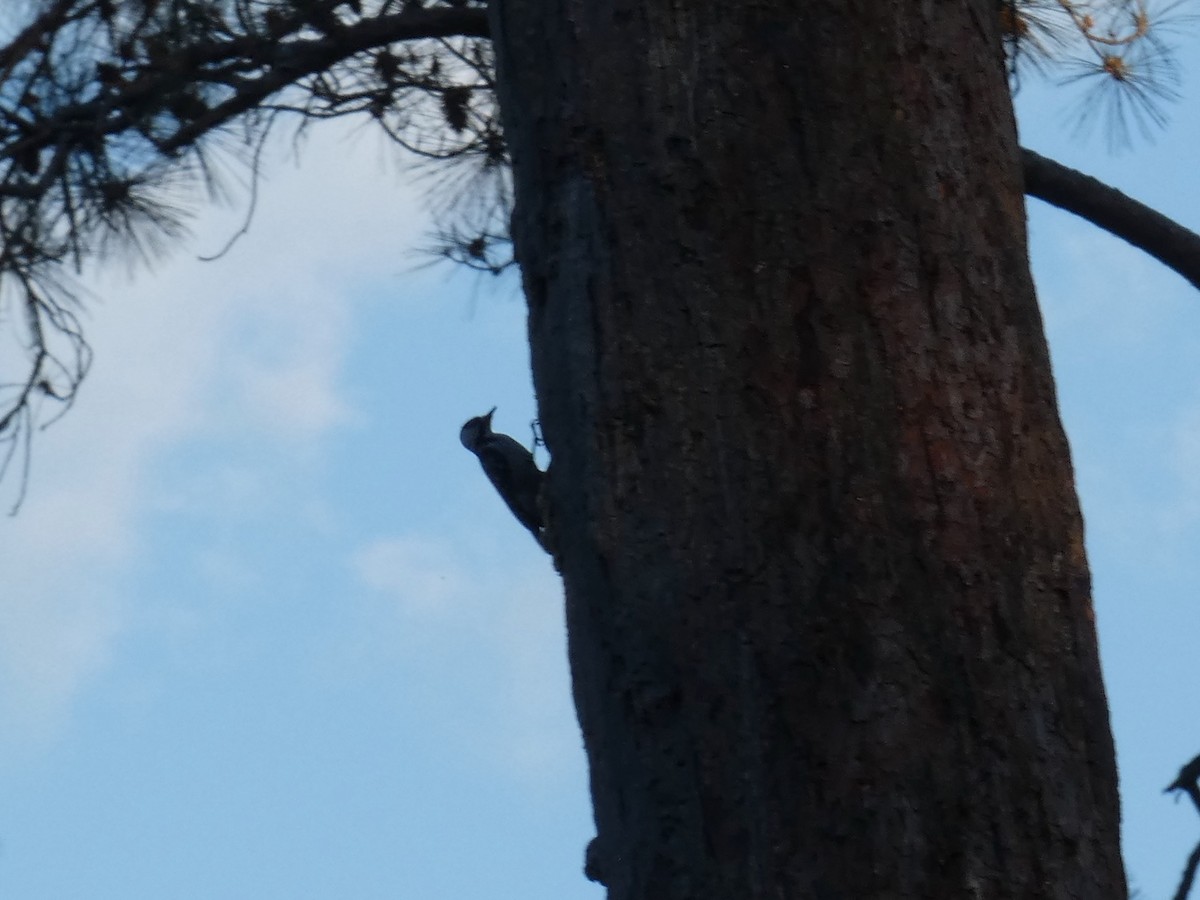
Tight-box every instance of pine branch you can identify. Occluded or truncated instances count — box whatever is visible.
[0,5,491,177]
[1021,147,1200,292]
[0,1,492,509]
[162,6,490,151]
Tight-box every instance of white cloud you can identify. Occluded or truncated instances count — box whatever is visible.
[348,534,579,783]
[0,562,125,754]
[351,535,471,618]
[221,294,357,440]
[0,122,430,751]
[1164,400,1200,529]
[491,569,577,780]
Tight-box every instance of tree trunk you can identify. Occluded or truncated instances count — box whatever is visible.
[490,1,1125,897]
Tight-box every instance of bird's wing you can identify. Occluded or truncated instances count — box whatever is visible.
[477,439,544,535]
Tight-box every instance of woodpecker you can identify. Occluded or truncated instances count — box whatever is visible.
[460,407,544,541]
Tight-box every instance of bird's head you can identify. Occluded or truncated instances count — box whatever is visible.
[459,406,497,451]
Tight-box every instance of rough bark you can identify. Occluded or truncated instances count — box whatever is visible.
[490,1,1126,897]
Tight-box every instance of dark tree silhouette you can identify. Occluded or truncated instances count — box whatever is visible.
[0,0,1195,488]
[1,1,1197,897]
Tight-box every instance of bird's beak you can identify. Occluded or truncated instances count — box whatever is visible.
[485,406,497,424]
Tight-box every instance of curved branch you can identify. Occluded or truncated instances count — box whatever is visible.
[1021,147,1200,292]
[0,2,491,509]
[1174,839,1200,900]
[0,4,491,170]
[163,6,491,151]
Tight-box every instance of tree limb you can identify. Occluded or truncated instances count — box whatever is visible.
[1021,147,1200,292]
[1173,839,1200,900]
[1166,755,1200,900]
[0,1,493,508]
[163,6,491,151]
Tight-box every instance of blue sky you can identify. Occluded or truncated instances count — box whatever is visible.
[1,26,1199,900]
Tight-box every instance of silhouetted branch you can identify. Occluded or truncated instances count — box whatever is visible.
[1021,147,1200,291]
[162,7,490,151]
[1173,840,1200,900]
[1167,755,1200,900]
[0,1,494,508]
[1168,756,1200,810]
